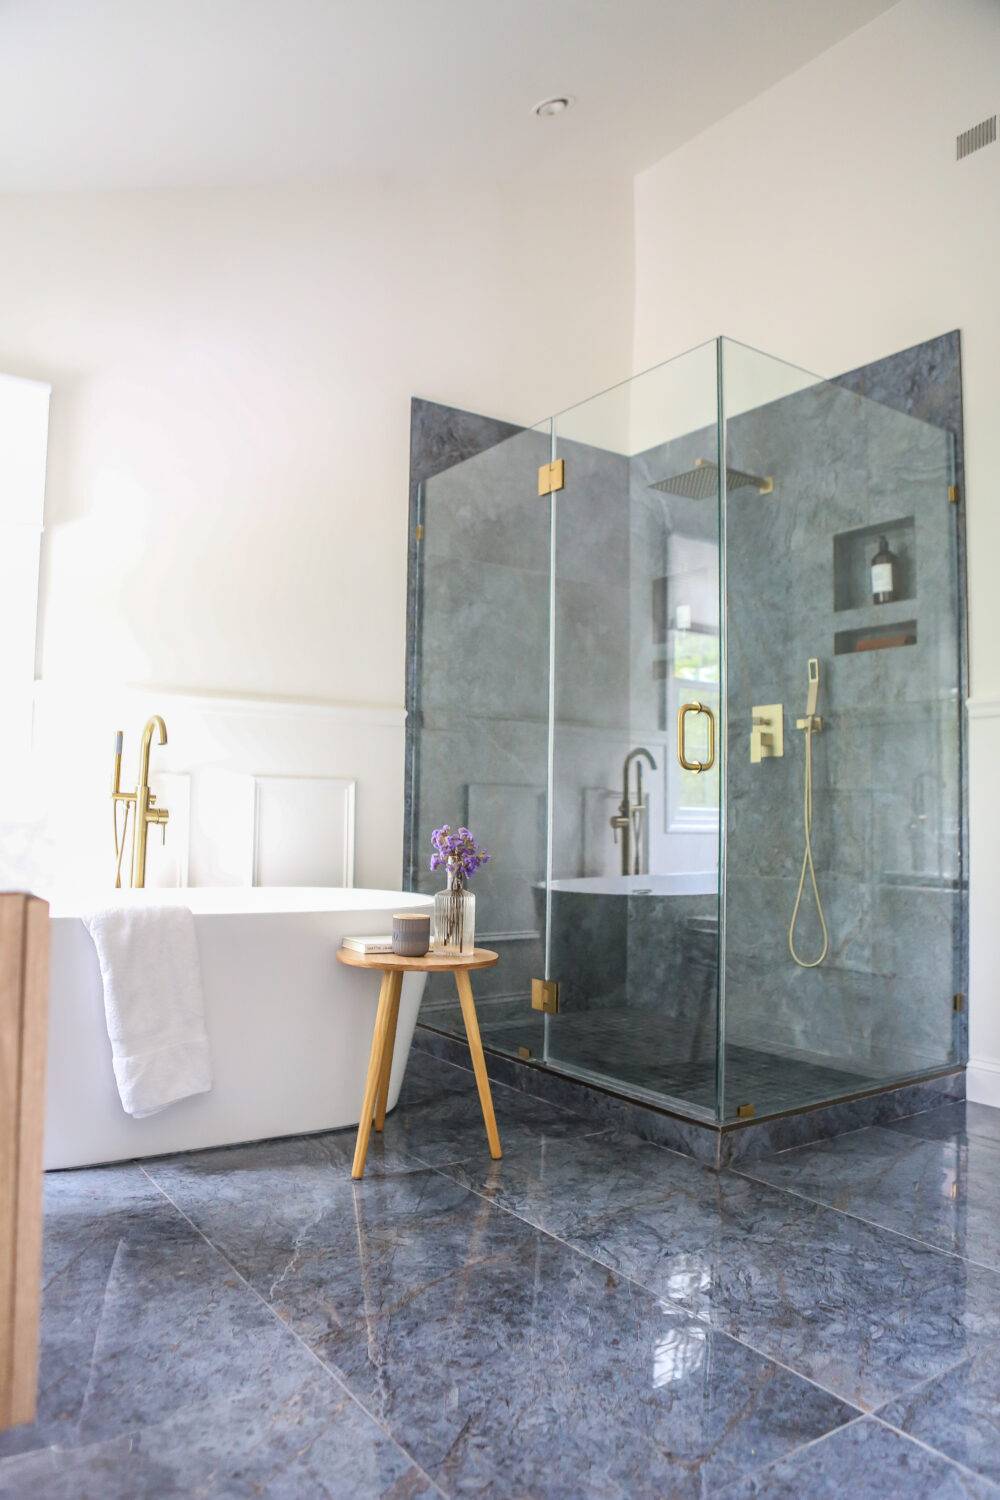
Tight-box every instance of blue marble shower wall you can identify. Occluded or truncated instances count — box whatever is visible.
[405,334,966,1123]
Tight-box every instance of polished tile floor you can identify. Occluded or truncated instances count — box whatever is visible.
[2,1051,998,1498]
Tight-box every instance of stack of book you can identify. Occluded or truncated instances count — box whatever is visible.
[341,934,394,955]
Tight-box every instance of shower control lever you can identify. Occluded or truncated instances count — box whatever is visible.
[750,704,784,763]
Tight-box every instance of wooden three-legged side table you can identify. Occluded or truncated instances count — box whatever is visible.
[336,946,502,1179]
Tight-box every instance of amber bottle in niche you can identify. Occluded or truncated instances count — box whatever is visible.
[871,534,897,605]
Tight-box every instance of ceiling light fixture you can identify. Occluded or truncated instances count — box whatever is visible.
[533,96,574,118]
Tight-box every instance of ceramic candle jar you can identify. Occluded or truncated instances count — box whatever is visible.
[392,912,431,957]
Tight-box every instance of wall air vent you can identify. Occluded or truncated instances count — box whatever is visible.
[956,114,996,161]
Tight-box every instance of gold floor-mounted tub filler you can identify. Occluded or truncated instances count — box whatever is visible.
[111,715,170,888]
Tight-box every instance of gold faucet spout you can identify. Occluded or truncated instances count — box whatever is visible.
[137,714,167,789]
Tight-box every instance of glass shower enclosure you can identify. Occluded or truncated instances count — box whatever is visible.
[407,337,965,1125]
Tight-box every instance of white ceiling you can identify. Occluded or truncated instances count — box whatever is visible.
[0,0,899,193]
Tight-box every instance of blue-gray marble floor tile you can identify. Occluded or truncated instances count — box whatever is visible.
[878,1342,1000,1490]
[738,1122,1000,1271]
[315,1226,858,1498]
[145,1160,538,1355]
[715,1417,1000,1499]
[441,1130,1000,1410]
[0,1373,437,1499]
[0,1166,434,1498]
[885,1100,1000,1148]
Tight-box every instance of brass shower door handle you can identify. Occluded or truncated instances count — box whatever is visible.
[677,701,716,773]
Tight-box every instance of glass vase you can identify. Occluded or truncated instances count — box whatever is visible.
[433,879,475,955]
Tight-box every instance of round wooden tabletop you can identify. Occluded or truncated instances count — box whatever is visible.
[336,946,498,973]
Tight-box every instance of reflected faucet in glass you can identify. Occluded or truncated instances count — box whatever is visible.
[611,747,657,876]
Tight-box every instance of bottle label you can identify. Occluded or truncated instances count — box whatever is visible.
[872,563,894,594]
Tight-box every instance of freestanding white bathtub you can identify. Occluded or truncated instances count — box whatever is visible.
[45,887,433,1170]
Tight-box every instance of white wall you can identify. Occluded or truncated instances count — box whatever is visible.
[0,372,49,755]
[631,0,1000,1099]
[0,175,633,889]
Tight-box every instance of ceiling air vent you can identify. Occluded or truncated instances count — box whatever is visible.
[957,114,996,161]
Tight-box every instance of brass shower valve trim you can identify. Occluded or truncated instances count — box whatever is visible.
[751,705,784,762]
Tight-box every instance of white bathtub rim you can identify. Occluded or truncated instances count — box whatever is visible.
[48,885,434,919]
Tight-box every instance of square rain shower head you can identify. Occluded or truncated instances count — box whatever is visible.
[649,458,773,499]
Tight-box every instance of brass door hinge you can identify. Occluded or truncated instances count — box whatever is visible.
[736,1103,756,1120]
[953,992,965,1013]
[517,1045,533,1060]
[538,459,565,496]
[531,978,560,1014]
[414,523,424,540]
[948,484,960,505]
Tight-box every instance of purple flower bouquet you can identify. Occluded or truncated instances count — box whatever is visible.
[430,825,489,955]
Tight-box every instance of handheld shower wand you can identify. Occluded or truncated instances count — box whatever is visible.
[805,656,819,719]
[111,730,132,889]
[788,658,829,968]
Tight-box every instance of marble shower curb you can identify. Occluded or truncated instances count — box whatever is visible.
[412,1023,965,1168]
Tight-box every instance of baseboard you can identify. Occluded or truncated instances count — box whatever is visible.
[966,1055,1000,1107]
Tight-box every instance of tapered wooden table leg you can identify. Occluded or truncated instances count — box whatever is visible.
[455,968,502,1159]
[373,970,402,1133]
[352,971,395,1179]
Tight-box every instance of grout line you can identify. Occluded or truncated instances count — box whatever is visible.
[870,1414,1000,1493]
[728,1165,1000,1276]
[731,1118,909,1161]
[398,1122,614,1175]
[869,1356,974,1419]
[716,1414,869,1487]
[730,1098,972,1162]
[138,1165,448,1500]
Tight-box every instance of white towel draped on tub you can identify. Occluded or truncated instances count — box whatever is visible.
[84,905,212,1117]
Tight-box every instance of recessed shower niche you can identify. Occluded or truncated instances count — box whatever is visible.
[405,333,966,1144]
[833,620,917,656]
[833,514,916,612]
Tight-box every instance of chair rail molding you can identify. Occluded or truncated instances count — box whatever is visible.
[967,696,1000,719]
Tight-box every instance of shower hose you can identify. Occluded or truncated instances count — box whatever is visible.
[788,718,829,968]
[113,799,132,890]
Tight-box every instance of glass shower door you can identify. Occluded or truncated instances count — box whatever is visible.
[411,421,554,1054]
[542,341,726,1119]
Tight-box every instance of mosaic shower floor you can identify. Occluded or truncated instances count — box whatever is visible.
[425,1003,871,1118]
[2,1050,995,1498]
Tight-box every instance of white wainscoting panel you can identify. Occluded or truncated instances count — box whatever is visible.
[252,775,355,887]
[30,682,403,893]
[145,771,190,888]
